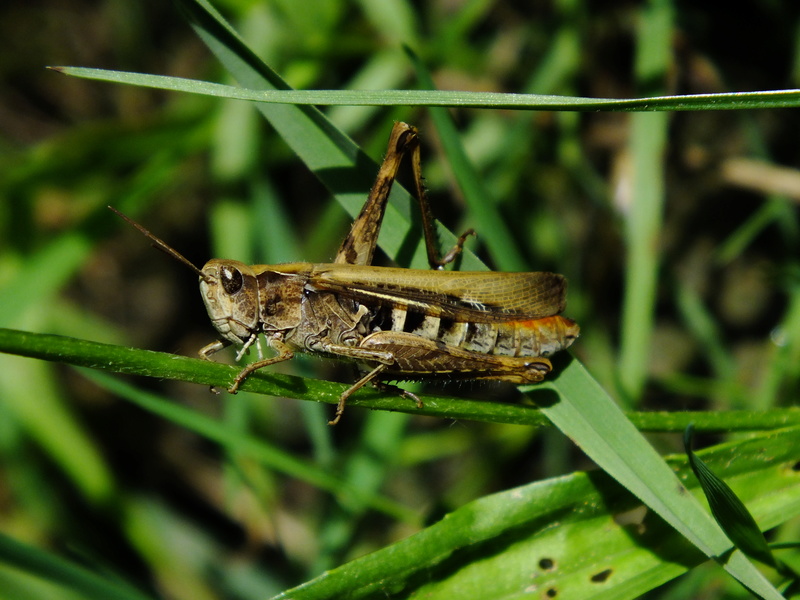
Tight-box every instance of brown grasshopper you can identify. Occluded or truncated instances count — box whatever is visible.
[111,122,578,424]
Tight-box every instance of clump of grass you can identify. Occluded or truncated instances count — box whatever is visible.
[2,1,800,598]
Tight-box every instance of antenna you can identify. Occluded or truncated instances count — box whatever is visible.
[108,206,214,284]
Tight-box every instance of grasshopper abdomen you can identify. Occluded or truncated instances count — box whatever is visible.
[366,302,578,359]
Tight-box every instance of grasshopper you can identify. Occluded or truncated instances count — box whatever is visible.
[111,122,578,424]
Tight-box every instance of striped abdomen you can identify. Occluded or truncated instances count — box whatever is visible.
[368,305,579,358]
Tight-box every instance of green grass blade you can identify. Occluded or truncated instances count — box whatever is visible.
[617,112,668,401]
[50,66,800,111]
[270,426,800,599]
[0,233,91,327]
[4,328,799,432]
[0,328,549,427]
[0,531,154,600]
[0,231,115,504]
[617,0,672,402]
[674,281,737,381]
[539,360,783,598]
[311,410,411,574]
[685,425,779,569]
[0,354,113,504]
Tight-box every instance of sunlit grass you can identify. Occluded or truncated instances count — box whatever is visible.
[1,0,800,598]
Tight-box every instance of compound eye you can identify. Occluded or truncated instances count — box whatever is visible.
[220,266,244,295]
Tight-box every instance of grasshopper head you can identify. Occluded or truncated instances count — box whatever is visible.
[200,259,261,346]
[106,208,262,349]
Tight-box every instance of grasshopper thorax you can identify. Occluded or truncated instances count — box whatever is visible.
[200,259,261,346]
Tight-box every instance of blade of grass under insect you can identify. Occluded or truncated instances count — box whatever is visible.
[0,327,553,428]
[50,67,800,111]
[3,328,799,432]
[270,426,800,600]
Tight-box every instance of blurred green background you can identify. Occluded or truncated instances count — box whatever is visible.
[2,0,800,598]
